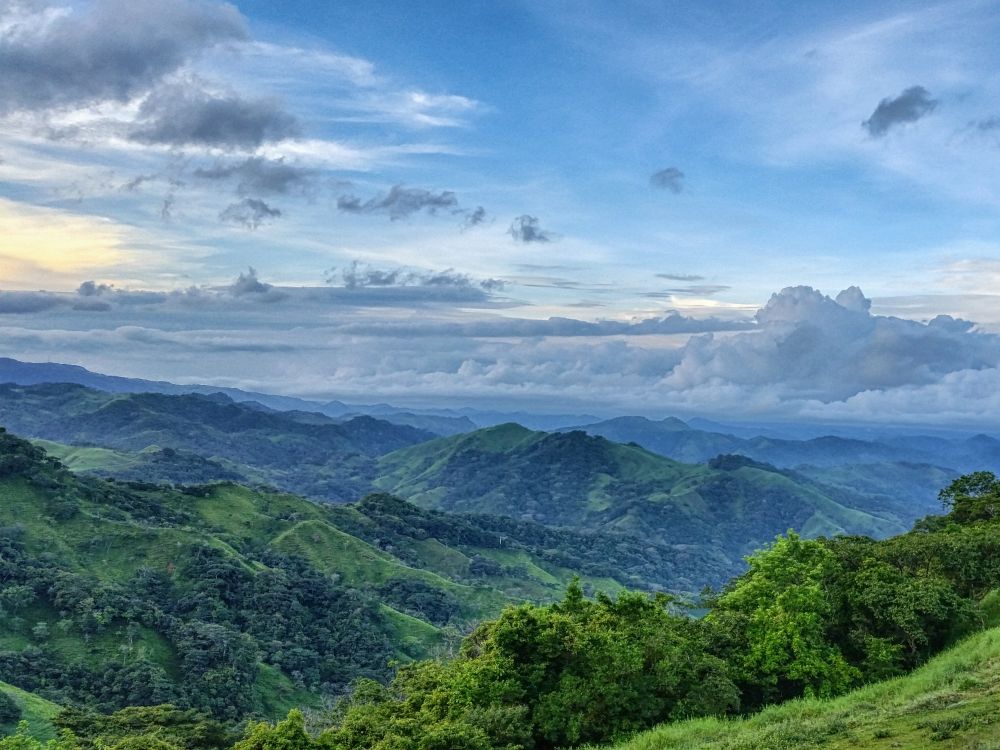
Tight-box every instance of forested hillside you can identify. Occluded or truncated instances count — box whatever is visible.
[0,426,729,721]
[376,424,918,565]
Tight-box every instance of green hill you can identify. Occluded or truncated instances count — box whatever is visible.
[0,383,435,501]
[376,425,908,577]
[611,625,1000,750]
[0,426,722,721]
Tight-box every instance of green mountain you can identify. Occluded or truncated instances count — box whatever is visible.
[0,383,435,501]
[612,625,1000,750]
[0,426,724,721]
[375,424,911,573]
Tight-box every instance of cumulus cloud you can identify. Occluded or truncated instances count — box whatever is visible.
[5,279,1000,427]
[77,280,113,297]
[650,167,684,193]
[130,82,300,149]
[508,215,553,243]
[665,285,999,403]
[0,0,246,114]
[862,86,938,137]
[337,185,458,220]
[219,197,281,228]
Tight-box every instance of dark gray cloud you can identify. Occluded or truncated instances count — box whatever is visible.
[508,215,553,243]
[194,157,314,195]
[656,273,704,282]
[862,86,938,137]
[130,83,300,149]
[327,262,504,293]
[219,198,281,228]
[650,167,684,193]
[337,185,459,220]
[0,0,247,114]
[462,205,487,229]
[976,116,1000,132]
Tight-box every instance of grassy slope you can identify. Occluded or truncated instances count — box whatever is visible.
[0,683,61,741]
[0,471,634,676]
[612,627,1000,750]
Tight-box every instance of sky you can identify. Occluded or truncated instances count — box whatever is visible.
[1,0,1000,426]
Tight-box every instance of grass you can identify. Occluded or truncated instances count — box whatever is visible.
[609,627,1000,750]
[0,682,61,741]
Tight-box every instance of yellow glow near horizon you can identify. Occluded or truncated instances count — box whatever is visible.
[0,198,132,288]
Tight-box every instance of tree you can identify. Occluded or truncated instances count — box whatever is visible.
[0,693,21,726]
[708,533,858,706]
[939,472,1000,523]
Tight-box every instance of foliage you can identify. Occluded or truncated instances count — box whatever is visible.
[53,706,233,750]
[325,583,738,750]
[938,471,1000,523]
[0,695,21,727]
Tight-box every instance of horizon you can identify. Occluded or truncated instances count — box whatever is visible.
[2,0,1000,427]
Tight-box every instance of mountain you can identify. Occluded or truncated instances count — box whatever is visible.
[0,357,568,434]
[0,426,731,720]
[0,382,435,501]
[568,415,1000,473]
[611,625,1000,749]
[375,424,916,577]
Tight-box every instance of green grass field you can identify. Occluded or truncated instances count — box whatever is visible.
[610,626,1000,750]
[0,683,61,741]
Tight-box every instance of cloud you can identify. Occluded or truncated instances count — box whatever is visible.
[130,82,300,149]
[656,273,704,282]
[77,281,113,297]
[649,167,684,193]
[645,285,730,298]
[194,157,314,195]
[219,197,281,228]
[3,279,1000,428]
[336,185,458,220]
[976,117,1000,132]
[508,215,553,243]
[0,0,247,114]
[229,267,269,295]
[862,85,938,137]
[462,206,487,229]
[225,266,288,302]
[665,285,999,404]
[326,261,504,294]
[0,290,65,314]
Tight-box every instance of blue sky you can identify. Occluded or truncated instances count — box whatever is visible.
[2,0,1000,424]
